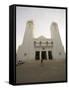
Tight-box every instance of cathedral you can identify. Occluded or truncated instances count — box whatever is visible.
[17,20,65,63]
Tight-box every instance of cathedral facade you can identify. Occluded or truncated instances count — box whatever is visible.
[17,20,65,63]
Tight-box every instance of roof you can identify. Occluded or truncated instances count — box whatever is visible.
[34,35,52,41]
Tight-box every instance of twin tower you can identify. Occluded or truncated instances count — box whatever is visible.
[17,20,65,62]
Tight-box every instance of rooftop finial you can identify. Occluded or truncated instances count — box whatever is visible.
[27,20,33,24]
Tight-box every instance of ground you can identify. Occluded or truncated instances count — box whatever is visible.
[16,60,66,84]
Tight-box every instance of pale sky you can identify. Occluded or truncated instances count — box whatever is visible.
[16,6,66,52]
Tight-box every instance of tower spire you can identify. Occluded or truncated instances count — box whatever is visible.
[50,22,65,60]
[17,20,35,61]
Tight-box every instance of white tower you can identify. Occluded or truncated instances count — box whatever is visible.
[17,20,35,62]
[51,22,65,60]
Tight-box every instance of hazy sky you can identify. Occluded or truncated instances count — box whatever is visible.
[16,6,66,51]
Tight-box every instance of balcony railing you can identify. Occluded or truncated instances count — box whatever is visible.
[34,41,53,48]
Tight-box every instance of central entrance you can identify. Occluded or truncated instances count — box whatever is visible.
[48,51,53,60]
[35,51,53,60]
[41,51,47,60]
